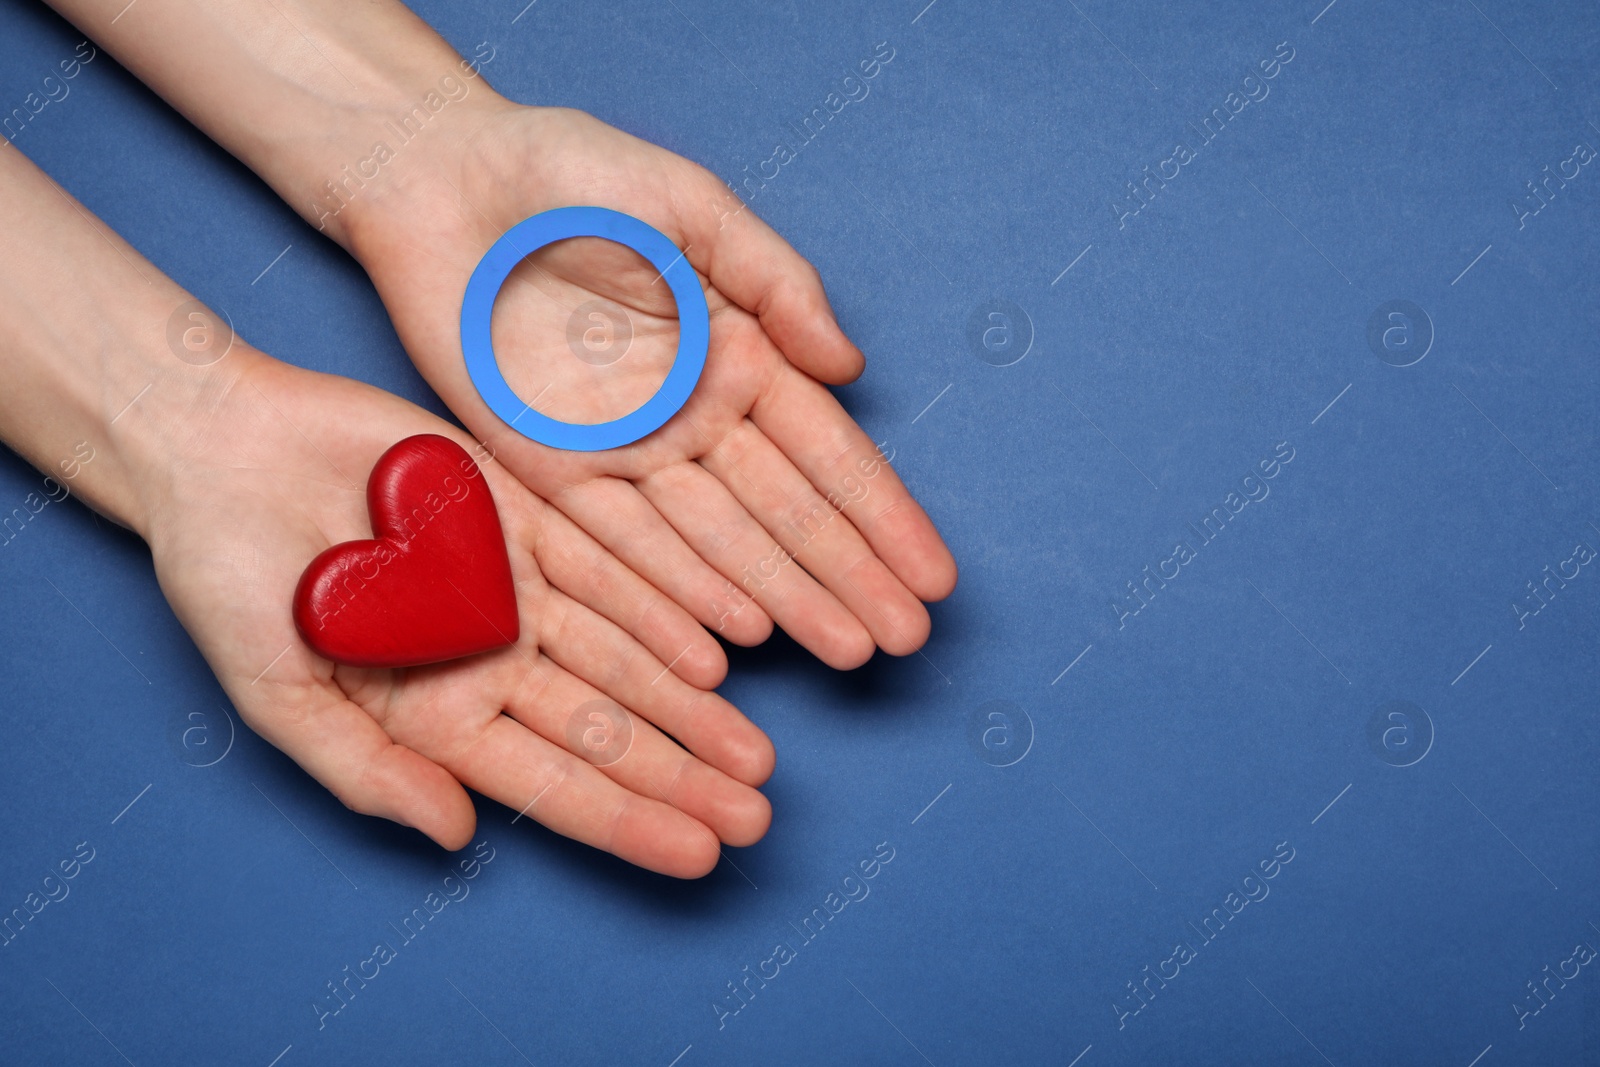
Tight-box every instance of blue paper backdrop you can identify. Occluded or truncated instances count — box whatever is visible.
[2,0,1597,1063]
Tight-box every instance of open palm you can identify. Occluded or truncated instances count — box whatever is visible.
[148,349,772,877]
[348,105,957,670]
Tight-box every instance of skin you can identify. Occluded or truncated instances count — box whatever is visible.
[43,0,959,671]
[15,0,961,876]
[354,106,958,669]
[0,139,769,877]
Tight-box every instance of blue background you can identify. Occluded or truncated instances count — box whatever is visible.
[3,0,1599,1064]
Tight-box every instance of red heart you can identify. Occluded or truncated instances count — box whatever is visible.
[293,434,519,668]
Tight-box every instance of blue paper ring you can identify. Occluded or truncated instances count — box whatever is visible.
[460,207,708,452]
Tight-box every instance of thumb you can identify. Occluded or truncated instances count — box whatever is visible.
[677,167,866,385]
[239,684,478,851]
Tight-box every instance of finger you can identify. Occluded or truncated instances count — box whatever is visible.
[447,712,724,878]
[751,366,958,603]
[502,647,770,847]
[236,677,476,850]
[675,167,866,385]
[637,459,876,669]
[536,586,774,787]
[701,419,931,656]
[525,494,729,689]
[548,475,774,648]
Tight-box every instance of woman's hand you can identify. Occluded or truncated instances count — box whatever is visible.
[39,0,958,661]
[148,348,773,875]
[343,103,958,669]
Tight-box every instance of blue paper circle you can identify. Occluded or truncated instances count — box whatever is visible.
[460,207,709,452]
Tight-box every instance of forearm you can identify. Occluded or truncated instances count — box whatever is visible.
[43,0,508,248]
[0,144,235,534]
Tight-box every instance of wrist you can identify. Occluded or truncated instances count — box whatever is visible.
[336,99,570,319]
[114,335,274,543]
[287,47,520,249]
[47,0,516,249]
[0,144,247,538]
[0,289,252,541]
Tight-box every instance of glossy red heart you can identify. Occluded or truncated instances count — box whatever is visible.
[293,434,519,668]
